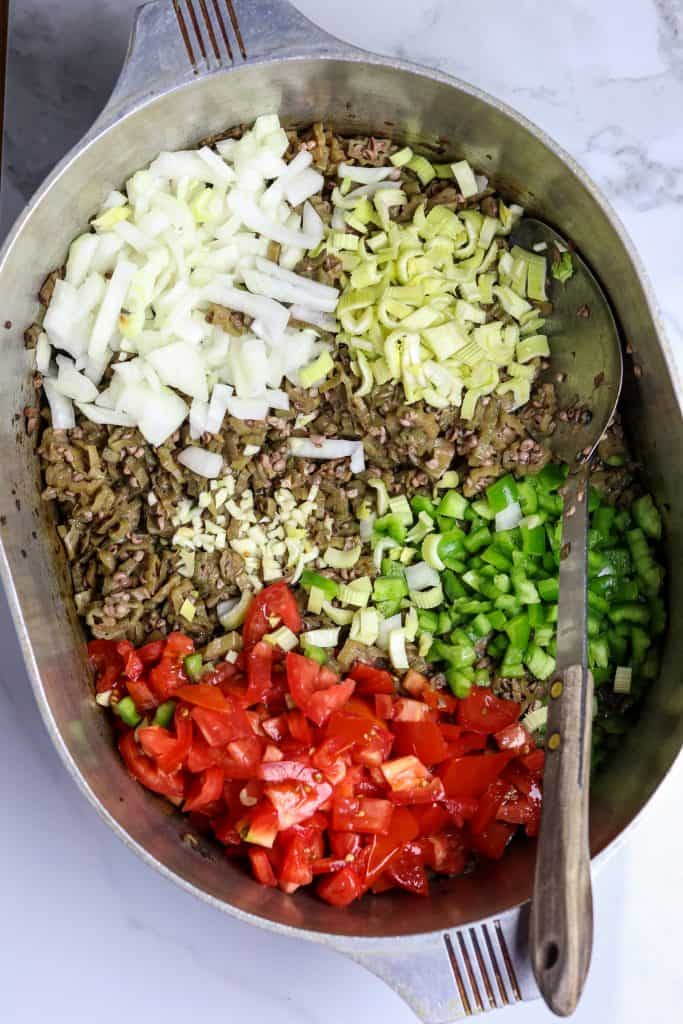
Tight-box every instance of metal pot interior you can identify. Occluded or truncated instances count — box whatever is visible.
[1,57,682,941]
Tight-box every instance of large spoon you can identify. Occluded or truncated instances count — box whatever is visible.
[510,219,623,1016]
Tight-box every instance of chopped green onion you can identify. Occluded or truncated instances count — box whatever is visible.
[551,251,574,282]
[264,626,299,651]
[300,628,340,648]
[323,544,362,569]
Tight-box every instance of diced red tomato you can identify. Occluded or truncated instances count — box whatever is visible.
[285,651,321,707]
[311,737,350,786]
[175,684,231,712]
[287,709,313,745]
[393,698,431,722]
[243,641,273,706]
[365,806,420,883]
[125,676,157,712]
[439,752,514,799]
[392,721,449,765]
[469,820,515,860]
[243,582,302,647]
[317,865,363,907]
[349,662,395,695]
[520,749,545,774]
[329,831,362,859]
[118,731,185,802]
[190,700,252,747]
[305,678,356,727]
[265,778,333,830]
[242,800,280,848]
[327,711,393,768]
[386,842,429,896]
[427,829,468,874]
[137,639,165,665]
[279,832,314,892]
[494,722,533,752]
[457,688,521,734]
[137,708,192,774]
[184,765,225,812]
[374,694,394,719]
[248,848,278,887]
[332,796,394,835]
[411,803,450,837]
[88,639,124,693]
[101,598,546,910]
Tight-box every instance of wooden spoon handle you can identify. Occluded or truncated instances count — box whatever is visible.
[530,663,594,1015]
[530,468,594,1016]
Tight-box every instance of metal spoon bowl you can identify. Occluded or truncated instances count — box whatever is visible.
[510,218,623,1017]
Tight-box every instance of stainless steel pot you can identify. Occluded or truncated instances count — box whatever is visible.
[1,2,681,1019]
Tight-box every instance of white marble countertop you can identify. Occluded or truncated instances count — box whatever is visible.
[2,1,683,1021]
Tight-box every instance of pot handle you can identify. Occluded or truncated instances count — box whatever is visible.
[91,0,360,133]
[341,909,539,1022]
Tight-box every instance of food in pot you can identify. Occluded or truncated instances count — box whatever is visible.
[30,114,666,901]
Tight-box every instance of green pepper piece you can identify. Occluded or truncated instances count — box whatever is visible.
[112,696,141,727]
[153,700,176,728]
[486,474,519,514]
[184,653,204,681]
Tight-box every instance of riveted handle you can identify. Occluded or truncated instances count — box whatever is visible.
[89,0,358,137]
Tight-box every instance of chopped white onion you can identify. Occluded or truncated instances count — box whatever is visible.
[226,395,269,421]
[205,383,233,434]
[350,442,365,474]
[338,162,393,184]
[146,341,209,402]
[42,115,334,444]
[35,332,51,374]
[43,378,75,430]
[495,501,523,532]
[283,168,325,208]
[288,305,339,333]
[177,446,224,479]
[54,356,99,403]
[88,258,136,359]
[289,438,357,460]
[75,402,135,426]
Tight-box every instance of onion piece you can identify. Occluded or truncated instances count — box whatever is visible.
[283,168,324,207]
[225,395,269,421]
[338,162,393,184]
[203,278,289,343]
[43,378,75,430]
[88,258,136,360]
[495,501,523,532]
[54,356,99,403]
[189,397,209,439]
[146,341,209,402]
[35,332,51,375]
[254,257,339,303]
[288,305,339,333]
[289,438,357,460]
[243,268,337,313]
[228,192,321,249]
[205,383,233,434]
[177,446,224,479]
[75,402,135,426]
